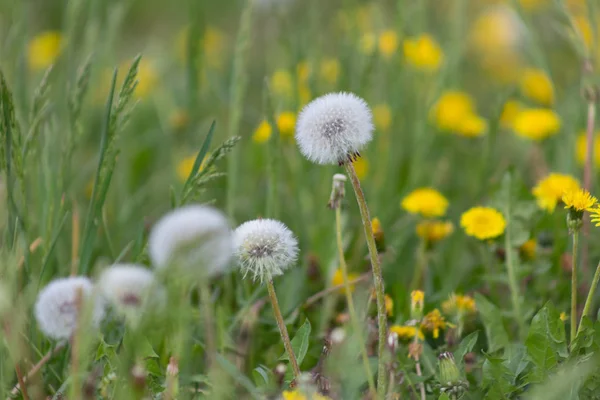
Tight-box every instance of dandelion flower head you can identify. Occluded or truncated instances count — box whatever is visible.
[416,220,454,243]
[403,34,444,71]
[520,68,554,106]
[401,188,449,217]
[460,206,506,240]
[442,294,477,316]
[562,188,597,212]
[28,31,63,70]
[513,108,560,140]
[421,308,450,339]
[532,173,580,212]
[389,324,424,341]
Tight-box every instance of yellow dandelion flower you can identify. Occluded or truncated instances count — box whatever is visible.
[520,68,554,106]
[513,108,561,140]
[352,157,369,180]
[562,188,597,212]
[282,390,330,400]
[430,91,476,132]
[500,100,523,129]
[169,109,190,132]
[421,309,450,339]
[331,268,360,292]
[460,206,506,240]
[276,112,296,139]
[385,294,394,316]
[401,188,449,218]
[372,217,382,236]
[470,8,521,54]
[416,220,454,243]
[575,133,600,167]
[560,312,568,322]
[373,104,392,132]
[456,114,488,137]
[389,325,424,341]
[378,30,399,58]
[403,34,444,71]
[28,31,63,70]
[320,58,341,85]
[359,32,376,55]
[411,290,424,310]
[252,120,272,144]
[296,61,311,83]
[442,294,477,316]
[271,69,293,98]
[532,173,580,212]
[520,238,537,260]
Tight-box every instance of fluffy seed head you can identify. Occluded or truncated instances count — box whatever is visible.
[296,92,374,164]
[149,205,233,278]
[234,219,299,283]
[34,277,105,340]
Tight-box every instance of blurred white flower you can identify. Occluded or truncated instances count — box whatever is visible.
[234,219,298,282]
[296,92,374,165]
[34,277,105,340]
[148,205,233,278]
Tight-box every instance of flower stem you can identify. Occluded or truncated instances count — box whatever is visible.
[579,260,600,334]
[410,239,427,291]
[571,230,580,343]
[335,207,376,395]
[200,282,216,368]
[344,162,387,398]
[582,97,596,278]
[266,278,301,378]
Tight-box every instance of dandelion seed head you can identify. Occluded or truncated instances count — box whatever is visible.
[34,277,105,340]
[295,92,374,165]
[234,219,298,283]
[149,205,233,278]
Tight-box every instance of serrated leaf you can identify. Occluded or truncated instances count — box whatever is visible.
[279,318,311,367]
[475,294,509,352]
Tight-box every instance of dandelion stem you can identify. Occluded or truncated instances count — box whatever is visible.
[582,100,596,278]
[571,230,580,343]
[266,278,300,378]
[579,260,600,334]
[344,162,387,398]
[69,287,84,400]
[335,207,376,395]
[200,282,216,368]
[410,239,427,291]
[414,356,426,400]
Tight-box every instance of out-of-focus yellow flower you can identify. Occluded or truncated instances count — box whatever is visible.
[296,61,311,83]
[560,312,568,322]
[562,188,597,212]
[401,188,449,218]
[320,58,341,85]
[28,31,63,70]
[421,309,450,339]
[431,91,486,137]
[461,206,506,240]
[532,173,580,212]
[203,27,226,68]
[385,294,394,316]
[457,114,488,137]
[390,325,424,341]
[177,155,206,182]
[276,112,296,139]
[403,34,444,71]
[442,294,477,316]
[411,290,424,311]
[519,0,551,11]
[352,157,369,180]
[359,32,376,55]
[298,83,312,107]
[282,390,330,400]
[572,14,594,49]
[253,120,272,143]
[271,69,293,98]
[331,268,359,292]
[512,108,560,140]
[520,68,554,106]
[500,100,523,129]
[576,133,600,167]
[520,239,537,259]
[378,30,399,58]
[373,104,392,132]
[169,109,190,132]
[372,217,382,236]
[134,60,158,99]
[416,220,454,243]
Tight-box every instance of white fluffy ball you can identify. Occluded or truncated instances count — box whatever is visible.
[234,219,299,283]
[295,92,374,165]
[34,277,105,340]
[148,205,233,278]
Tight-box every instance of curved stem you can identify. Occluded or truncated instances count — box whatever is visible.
[579,260,600,334]
[344,162,387,398]
[571,231,580,344]
[266,279,300,378]
[335,207,376,395]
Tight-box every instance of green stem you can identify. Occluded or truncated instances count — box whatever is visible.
[266,279,300,378]
[335,207,376,395]
[200,282,216,368]
[579,260,600,333]
[410,239,427,291]
[344,162,387,398]
[571,230,580,343]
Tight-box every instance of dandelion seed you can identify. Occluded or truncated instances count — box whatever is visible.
[148,205,233,278]
[295,92,374,165]
[532,173,580,212]
[401,188,449,218]
[34,277,105,340]
[460,206,506,240]
[234,219,298,283]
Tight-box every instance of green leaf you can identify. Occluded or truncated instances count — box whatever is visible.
[525,357,597,400]
[279,318,311,366]
[215,353,262,399]
[252,366,271,386]
[569,317,595,356]
[455,331,478,367]
[183,120,216,192]
[475,294,509,352]
[438,394,451,400]
[482,354,517,397]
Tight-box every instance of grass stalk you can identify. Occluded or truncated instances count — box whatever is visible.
[571,230,580,344]
[579,260,600,334]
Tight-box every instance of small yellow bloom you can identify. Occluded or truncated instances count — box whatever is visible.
[359,32,376,55]
[373,104,392,132]
[401,188,449,218]
[169,109,190,132]
[470,8,520,54]
[513,108,561,140]
[128,60,158,99]
[560,312,568,322]
[389,325,424,341]
[562,188,597,212]
[319,58,341,85]
[372,217,382,236]
[385,294,394,316]
[500,100,523,129]
[28,31,63,70]
[252,120,272,144]
[282,390,330,400]
[520,239,537,260]
[430,91,476,132]
[411,290,424,310]
[378,30,399,58]
[442,294,477,316]
[331,268,359,291]
[532,173,580,212]
[271,69,293,98]
[460,206,506,240]
[403,34,444,71]
[575,133,600,167]
[457,114,487,137]
[520,68,554,106]
[276,112,296,139]
[352,157,369,180]
[416,220,454,243]
[177,155,206,182]
[421,309,450,339]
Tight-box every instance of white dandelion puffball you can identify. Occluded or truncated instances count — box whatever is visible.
[148,205,233,277]
[296,92,374,165]
[34,277,105,340]
[98,264,158,317]
[234,219,299,282]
